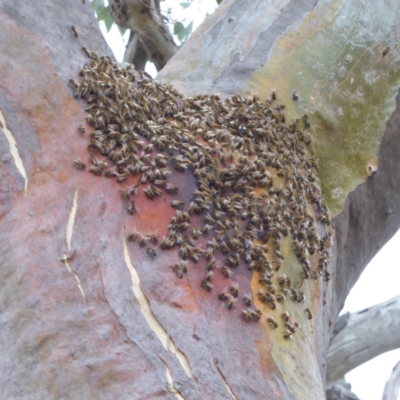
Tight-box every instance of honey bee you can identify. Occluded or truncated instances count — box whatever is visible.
[226,253,239,267]
[71,26,78,37]
[78,124,85,134]
[283,331,293,340]
[152,186,162,196]
[171,200,184,209]
[285,323,295,334]
[203,247,213,261]
[139,236,148,247]
[243,294,252,306]
[204,214,216,225]
[204,271,214,282]
[127,229,139,242]
[267,300,276,310]
[155,154,168,167]
[143,186,155,199]
[225,295,236,309]
[173,262,187,279]
[242,310,253,322]
[144,144,153,153]
[127,183,140,195]
[281,311,290,322]
[201,279,213,292]
[146,247,157,257]
[218,291,230,301]
[127,201,136,215]
[192,227,201,239]
[202,224,212,234]
[90,155,107,169]
[89,165,103,175]
[248,308,261,322]
[207,258,216,271]
[267,317,278,329]
[276,294,286,303]
[73,157,86,170]
[82,46,92,58]
[119,188,131,200]
[68,79,78,91]
[305,308,312,320]
[322,269,330,282]
[230,283,239,298]
[151,179,165,187]
[176,222,189,231]
[147,233,158,244]
[221,266,233,278]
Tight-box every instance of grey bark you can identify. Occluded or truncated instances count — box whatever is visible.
[326,379,360,400]
[1,0,400,398]
[383,360,400,400]
[327,296,400,386]
[108,0,177,71]
[124,31,148,71]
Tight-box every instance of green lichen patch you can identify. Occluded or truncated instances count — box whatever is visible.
[248,0,400,215]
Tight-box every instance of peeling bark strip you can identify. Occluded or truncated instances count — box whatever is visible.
[0,109,28,192]
[109,0,177,70]
[62,190,86,300]
[327,296,400,385]
[123,233,195,380]
[158,356,186,400]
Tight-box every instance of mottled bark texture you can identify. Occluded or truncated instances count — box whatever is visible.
[1,1,400,400]
[109,0,176,71]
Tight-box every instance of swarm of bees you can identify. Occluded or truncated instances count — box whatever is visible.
[71,49,332,340]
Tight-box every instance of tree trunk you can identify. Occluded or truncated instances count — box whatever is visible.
[1,1,400,399]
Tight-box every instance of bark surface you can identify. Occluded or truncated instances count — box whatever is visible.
[1,1,400,400]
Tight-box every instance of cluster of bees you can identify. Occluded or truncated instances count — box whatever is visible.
[70,48,332,340]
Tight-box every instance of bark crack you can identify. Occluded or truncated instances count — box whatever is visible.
[122,231,195,380]
[62,190,86,300]
[0,108,28,192]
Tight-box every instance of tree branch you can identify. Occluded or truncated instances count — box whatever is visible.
[383,360,400,400]
[326,379,361,400]
[327,296,400,385]
[109,0,177,71]
[124,31,148,71]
